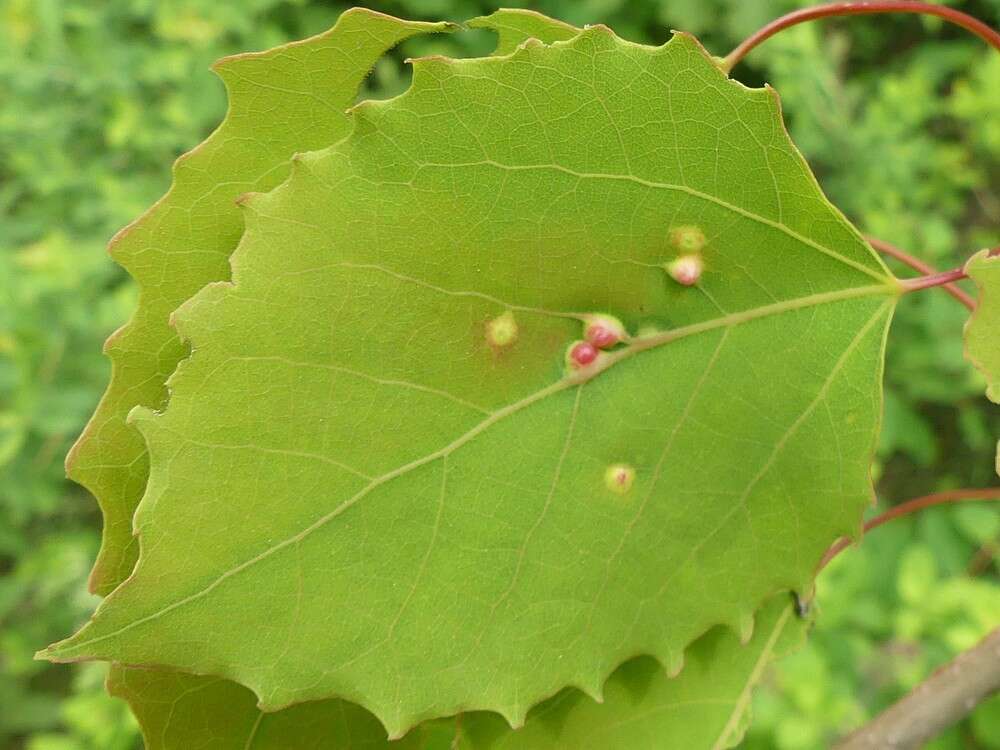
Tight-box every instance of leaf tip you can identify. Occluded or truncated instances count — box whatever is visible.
[34,636,81,664]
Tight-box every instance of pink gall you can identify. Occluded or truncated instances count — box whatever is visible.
[604,463,635,495]
[583,314,627,349]
[567,340,599,369]
[666,254,703,286]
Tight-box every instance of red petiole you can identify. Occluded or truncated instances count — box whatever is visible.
[867,236,976,310]
[898,246,999,298]
[818,488,1000,572]
[723,1,1000,72]
[723,4,1000,305]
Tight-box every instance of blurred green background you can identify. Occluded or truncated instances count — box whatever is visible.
[1,0,998,748]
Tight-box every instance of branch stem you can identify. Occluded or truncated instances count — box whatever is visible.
[723,1,1000,72]
[818,488,1000,572]
[835,626,1000,749]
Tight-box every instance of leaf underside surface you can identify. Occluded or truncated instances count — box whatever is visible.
[66,7,455,597]
[111,598,802,749]
[48,7,898,741]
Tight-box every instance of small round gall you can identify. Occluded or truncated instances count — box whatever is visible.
[669,225,706,253]
[666,254,703,286]
[583,314,627,349]
[486,311,518,348]
[567,340,599,369]
[604,463,635,495]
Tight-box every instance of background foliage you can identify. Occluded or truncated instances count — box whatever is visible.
[1,0,997,748]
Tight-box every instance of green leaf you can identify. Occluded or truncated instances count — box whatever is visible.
[458,599,804,750]
[65,8,455,597]
[963,249,1000,474]
[965,249,1000,404]
[44,20,896,736]
[80,11,589,745]
[110,599,802,749]
[106,668,454,750]
[467,9,578,55]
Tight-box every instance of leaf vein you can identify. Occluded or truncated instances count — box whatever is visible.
[413,159,888,282]
[651,300,892,603]
[710,604,794,750]
[228,355,493,414]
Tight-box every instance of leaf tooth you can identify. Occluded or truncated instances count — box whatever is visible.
[284,151,310,182]
[493,703,528,733]
[716,608,757,647]
[233,190,263,209]
[125,404,156,431]
[571,674,606,705]
[737,610,756,645]
[663,647,685,679]
[345,93,392,123]
[405,54,458,90]
[384,725,408,742]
